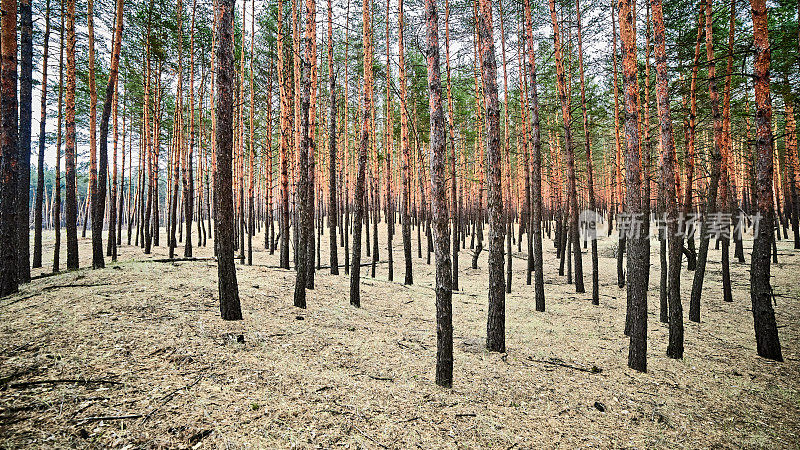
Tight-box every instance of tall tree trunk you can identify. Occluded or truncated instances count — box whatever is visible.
[305,0,317,288]
[524,0,545,312]
[88,0,104,268]
[748,0,782,361]
[617,0,648,372]
[350,0,373,308]
[278,0,291,269]
[652,0,684,359]
[444,0,459,291]
[327,0,339,275]
[425,0,453,388]
[575,0,598,304]
[65,0,79,270]
[18,0,33,282]
[549,0,584,294]
[185,0,197,258]
[53,6,64,272]
[684,14,702,281]
[33,0,51,269]
[477,0,506,353]
[611,2,625,288]
[0,0,20,295]
[294,58,311,309]
[690,0,725,317]
[399,0,413,285]
[215,0,242,320]
[97,0,123,265]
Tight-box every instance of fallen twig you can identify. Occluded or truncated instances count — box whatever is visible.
[9,378,122,389]
[367,375,394,382]
[75,414,142,424]
[525,357,602,374]
[151,257,215,263]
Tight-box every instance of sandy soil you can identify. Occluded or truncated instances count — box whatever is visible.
[1,220,798,448]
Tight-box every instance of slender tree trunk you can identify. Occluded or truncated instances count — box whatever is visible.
[65,0,79,270]
[690,0,726,319]
[524,0,545,312]
[215,0,242,320]
[477,0,506,353]
[33,0,51,269]
[350,0,373,308]
[549,0,584,294]
[53,7,64,272]
[576,0,598,304]
[277,0,291,269]
[97,0,123,266]
[185,0,197,258]
[305,0,317,288]
[652,0,684,359]
[88,0,104,269]
[399,0,413,285]
[748,0,782,361]
[327,0,339,275]
[0,0,20,295]
[617,0,648,372]
[18,0,33,282]
[444,0,459,291]
[425,0,453,388]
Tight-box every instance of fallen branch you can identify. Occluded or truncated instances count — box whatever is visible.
[41,283,111,292]
[525,357,602,374]
[151,257,215,263]
[9,378,123,389]
[367,375,394,382]
[75,414,142,424]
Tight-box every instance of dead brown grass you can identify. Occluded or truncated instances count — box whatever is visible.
[1,224,798,448]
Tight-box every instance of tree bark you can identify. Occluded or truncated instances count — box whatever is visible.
[65,0,79,270]
[524,0,545,312]
[0,0,20,295]
[215,0,242,320]
[18,0,33,282]
[617,0,648,372]
[748,0,782,361]
[33,0,51,269]
[652,0,684,359]
[477,0,506,353]
[350,0,373,308]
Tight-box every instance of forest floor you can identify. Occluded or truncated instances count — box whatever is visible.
[1,223,799,448]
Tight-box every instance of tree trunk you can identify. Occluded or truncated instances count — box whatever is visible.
[617,0,648,372]
[0,0,20,295]
[425,0,453,387]
[33,0,51,269]
[328,0,339,275]
[549,0,584,294]
[98,0,124,264]
[690,0,725,319]
[477,0,506,353]
[65,0,79,270]
[652,0,684,359]
[524,0,545,312]
[748,0,782,361]
[575,0,598,304]
[18,0,33,282]
[399,0,413,286]
[215,0,242,320]
[350,0,373,308]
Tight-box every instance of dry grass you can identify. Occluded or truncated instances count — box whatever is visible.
[1,223,798,448]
